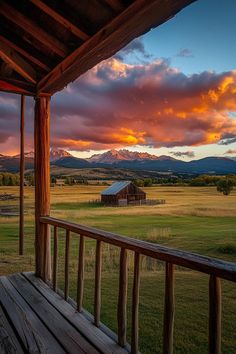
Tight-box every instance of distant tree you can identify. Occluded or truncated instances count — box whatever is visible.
[217,178,234,195]
[144,178,153,187]
[133,179,144,187]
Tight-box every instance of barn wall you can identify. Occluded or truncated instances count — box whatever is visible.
[101,183,146,205]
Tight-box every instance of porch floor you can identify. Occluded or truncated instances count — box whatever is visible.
[0,272,128,354]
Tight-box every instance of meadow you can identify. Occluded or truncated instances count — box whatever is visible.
[0,185,236,353]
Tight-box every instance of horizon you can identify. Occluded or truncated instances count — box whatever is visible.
[1,0,236,160]
[1,146,236,162]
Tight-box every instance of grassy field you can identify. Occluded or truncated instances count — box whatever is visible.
[1,185,236,353]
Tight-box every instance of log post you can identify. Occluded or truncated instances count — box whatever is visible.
[19,94,25,255]
[34,96,51,281]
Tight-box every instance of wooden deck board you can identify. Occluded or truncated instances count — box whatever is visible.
[0,272,129,354]
[24,272,129,354]
[0,305,24,354]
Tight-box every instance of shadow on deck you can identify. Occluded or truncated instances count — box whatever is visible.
[0,272,128,354]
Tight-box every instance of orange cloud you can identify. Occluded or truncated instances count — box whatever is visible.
[2,58,236,154]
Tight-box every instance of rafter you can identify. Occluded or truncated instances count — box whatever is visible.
[0,35,50,71]
[29,0,90,41]
[0,77,36,95]
[37,0,196,94]
[0,2,68,58]
[0,41,37,83]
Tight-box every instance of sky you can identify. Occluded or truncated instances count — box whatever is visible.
[1,0,236,160]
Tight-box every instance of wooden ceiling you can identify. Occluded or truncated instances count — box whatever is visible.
[0,0,196,97]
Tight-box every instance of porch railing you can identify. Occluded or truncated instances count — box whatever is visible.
[40,216,236,354]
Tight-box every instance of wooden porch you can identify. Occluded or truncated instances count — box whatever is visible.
[0,272,128,354]
[1,0,235,353]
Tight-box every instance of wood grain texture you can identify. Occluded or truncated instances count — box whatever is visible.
[94,240,102,327]
[35,97,51,280]
[8,274,98,354]
[29,0,89,41]
[40,217,236,282]
[0,305,24,354]
[0,2,68,57]
[163,263,174,354]
[64,230,70,301]
[24,272,129,354]
[209,276,221,354]
[0,41,36,83]
[53,226,58,291]
[0,35,50,71]
[0,276,65,353]
[37,0,196,94]
[77,235,85,312]
[117,248,128,347]
[131,253,140,354]
[19,95,25,256]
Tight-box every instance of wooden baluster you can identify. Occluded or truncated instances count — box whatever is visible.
[163,263,174,354]
[209,275,221,354]
[131,252,140,354]
[19,94,25,256]
[94,240,102,326]
[77,235,85,312]
[64,230,70,301]
[53,226,58,291]
[117,248,128,347]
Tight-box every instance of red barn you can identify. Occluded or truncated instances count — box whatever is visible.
[101,181,146,206]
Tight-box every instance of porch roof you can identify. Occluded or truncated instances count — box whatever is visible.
[0,0,196,97]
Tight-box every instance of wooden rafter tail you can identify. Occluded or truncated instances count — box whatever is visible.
[29,0,90,41]
[0,2,68,58]
[0,42,37,83]
[37,0,197,94]
[0,78,36,96]
[0,35,50,72]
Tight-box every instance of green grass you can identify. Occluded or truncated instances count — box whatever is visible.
[0,185,236,353]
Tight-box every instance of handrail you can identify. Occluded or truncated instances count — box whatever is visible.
[40,216,236,283]
[40,215,236,354]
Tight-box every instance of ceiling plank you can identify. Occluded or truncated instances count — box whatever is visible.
[0,41,37,83]
[37,0,196,95]
[102,0,124,13]
[0,78,36,96]
[0,2,68,58]
[0,35,50,72]
[29,0,90,41]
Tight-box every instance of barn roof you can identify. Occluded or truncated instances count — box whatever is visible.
[0,0,196,97]
[101,181,131,195]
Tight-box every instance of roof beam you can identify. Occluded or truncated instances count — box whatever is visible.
[0,35,50,72]
[102,0,124,13]
[0,2,68,58]
[37,0,196,95]
[0,77,36,96]
[29,0,90,41]
[0,41,37,83]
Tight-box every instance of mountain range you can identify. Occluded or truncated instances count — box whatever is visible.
[0,148,236,175]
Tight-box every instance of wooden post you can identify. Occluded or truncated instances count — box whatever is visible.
[19,94,25,255]
[34,96,51,281]
[209,275,221,354]
[163,263,175,354]
[117,248,128,347]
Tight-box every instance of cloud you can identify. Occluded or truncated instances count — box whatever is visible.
[177,48,194,58]
[218,133,236,145]
[1,57,236,154]
[50,58,236,151]
[170,151,195,158]
[114,38,151,61]
[224,149,236,154]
